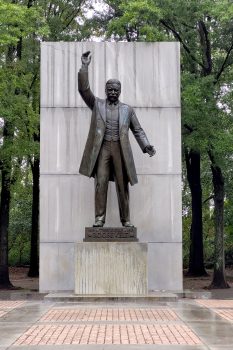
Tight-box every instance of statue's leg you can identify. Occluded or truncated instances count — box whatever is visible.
[111,142,130,225]
[94,141,111,225]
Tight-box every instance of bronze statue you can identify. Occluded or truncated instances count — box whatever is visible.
[78,51,156,227]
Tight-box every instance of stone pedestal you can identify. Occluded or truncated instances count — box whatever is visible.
[75,242,148,295]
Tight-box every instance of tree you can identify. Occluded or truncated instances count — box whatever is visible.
[0,0,48,287]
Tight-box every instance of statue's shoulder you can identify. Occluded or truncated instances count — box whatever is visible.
[96,97,105,105]
[119,102,134,114]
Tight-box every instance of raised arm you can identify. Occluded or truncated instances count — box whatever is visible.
[78,51,95,110]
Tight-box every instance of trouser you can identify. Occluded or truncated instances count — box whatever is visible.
[95,140,130,224]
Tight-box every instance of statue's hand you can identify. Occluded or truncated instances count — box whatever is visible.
[81,51,91,66]
[145,145,156,157]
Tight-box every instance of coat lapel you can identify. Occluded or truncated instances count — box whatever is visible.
[98,100,128,129]
[97,99,106,123]
[119,103,128,130]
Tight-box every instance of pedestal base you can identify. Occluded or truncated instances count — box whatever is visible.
[75,242,147,295]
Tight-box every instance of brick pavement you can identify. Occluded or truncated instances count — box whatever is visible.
[213,309,233,321]
[196,299,233,308]
[14,323,201,346]
[13,306,202,346]
[41,308,178,322]
[0,310,7,318]
[196,299,233,323]
[0,300,26,319]
[0,300,25,309]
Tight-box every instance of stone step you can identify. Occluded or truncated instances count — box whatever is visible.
[44,292,178,303]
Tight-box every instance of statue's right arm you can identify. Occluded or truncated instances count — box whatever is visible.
[78,52,95,110]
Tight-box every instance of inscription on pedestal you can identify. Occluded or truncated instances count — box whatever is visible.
[84,227,138,242]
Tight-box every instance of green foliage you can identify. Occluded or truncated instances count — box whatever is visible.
[8,166,32,266]
[0,0,49,45]
[107,0,164,41]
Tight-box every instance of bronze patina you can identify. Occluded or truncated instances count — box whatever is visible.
[78,51,156,227]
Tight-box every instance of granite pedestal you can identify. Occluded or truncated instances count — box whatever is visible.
[75,242,147,295]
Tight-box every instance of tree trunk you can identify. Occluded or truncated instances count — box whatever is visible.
[0,124,13,288]
[209,153,229,288]
[185,149,207,276]
[28,157,39,277]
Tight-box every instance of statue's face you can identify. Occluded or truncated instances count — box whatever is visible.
[106,83,121,103]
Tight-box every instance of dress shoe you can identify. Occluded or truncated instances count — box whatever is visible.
[93,220,104,227]
[122,221,134,227]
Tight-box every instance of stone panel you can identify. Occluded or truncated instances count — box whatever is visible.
[40,107,91,174]
[75,242,147,295]
[40,107,181,175]
[41,42,180,108]
[39,242,75,292]
[130,175,182,243]
[148,243,183,291]
[40,175,94,242]
[40,174,181,243]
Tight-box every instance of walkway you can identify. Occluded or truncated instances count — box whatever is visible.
[0,297,233,349]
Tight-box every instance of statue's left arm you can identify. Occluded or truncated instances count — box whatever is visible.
[130,109,156,157]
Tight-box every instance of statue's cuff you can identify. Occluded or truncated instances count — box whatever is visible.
[81,64,88,71]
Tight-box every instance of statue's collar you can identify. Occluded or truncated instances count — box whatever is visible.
[106,100,119,106]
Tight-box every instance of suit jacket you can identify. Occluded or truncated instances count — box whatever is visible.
[78,68,150,186]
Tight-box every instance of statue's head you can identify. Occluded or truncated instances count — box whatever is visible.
[105,79,121,103]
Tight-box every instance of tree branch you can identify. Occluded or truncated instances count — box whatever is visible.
[29,71,38,91]
[183,123,194,133]
[184,147,191,180]
[203,195,214,204]
[198,20,212,75]
[215,39,233,83]
[160,19,206,70]
[62,8,82,31]
[62,0,85,31]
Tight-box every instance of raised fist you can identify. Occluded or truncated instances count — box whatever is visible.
[81,51,91,66]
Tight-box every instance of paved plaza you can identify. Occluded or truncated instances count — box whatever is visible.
[0,297,233,349]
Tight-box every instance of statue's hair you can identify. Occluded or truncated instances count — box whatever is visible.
[106,79,121,89]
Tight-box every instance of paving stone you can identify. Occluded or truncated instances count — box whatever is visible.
[212,309,233,322]
[0,301,25,309]
[13,323,201,346]
[196,299,233,308]
[40,308,178,322]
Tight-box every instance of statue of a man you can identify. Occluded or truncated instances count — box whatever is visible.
[78,51,156,227]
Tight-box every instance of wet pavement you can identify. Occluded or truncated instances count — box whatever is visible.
[0,297,232,349]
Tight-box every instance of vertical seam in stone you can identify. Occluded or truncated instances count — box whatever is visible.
[52,44,55,107]
[133,42,136,104]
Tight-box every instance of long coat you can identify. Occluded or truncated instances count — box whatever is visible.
[78,69,150,186]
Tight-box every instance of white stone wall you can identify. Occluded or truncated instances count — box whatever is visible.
[40,42,182,292]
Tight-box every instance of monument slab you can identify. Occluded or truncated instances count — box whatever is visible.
[40,42,182,292]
